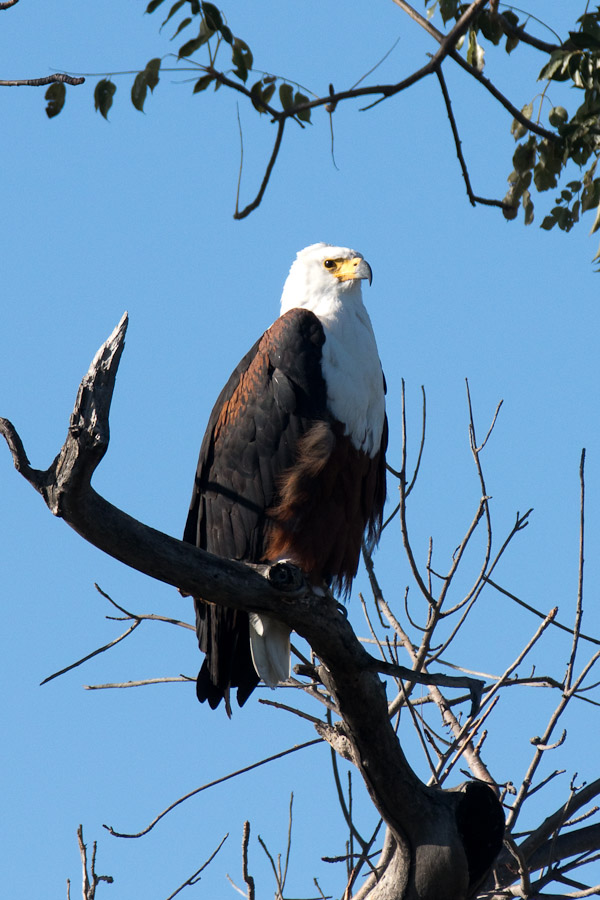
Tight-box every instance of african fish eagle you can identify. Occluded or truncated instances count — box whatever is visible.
[183,243,387,713]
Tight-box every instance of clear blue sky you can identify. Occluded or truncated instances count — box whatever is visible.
[2,2,599,897]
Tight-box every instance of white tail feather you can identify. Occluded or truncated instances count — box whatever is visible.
[248,614,290,687]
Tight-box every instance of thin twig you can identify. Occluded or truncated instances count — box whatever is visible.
[405,385,427,499]
[85,676,193,690]
[41,620,142,685]
[483,577,600,647]
[104,739,322,838]
[258,697,326,725]
[435,66,513,211]
[391,0,559,141]
[164,834,228,900]
[566,449,586,691]
[234,118,285,219]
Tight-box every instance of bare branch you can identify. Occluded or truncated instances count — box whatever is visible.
[404,384,427,500]
[164,834,228,900]
[258,697,326,725]
[85,676,193,690]
[435,66,513,212]
[0,73,85,86]
[2,318,506,895]
[391,0,559,142]
[242,822,255,900]
[104,739,321,838]
[75,826,113,899]
[566,449,586,690]
[234,118,286,220]
[41,620,142,686]
[496,10,561,54]
[483,577,600,647]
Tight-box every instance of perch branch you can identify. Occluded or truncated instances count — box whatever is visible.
[1,316,505,898]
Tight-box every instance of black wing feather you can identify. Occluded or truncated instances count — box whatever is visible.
[183,308,327,711]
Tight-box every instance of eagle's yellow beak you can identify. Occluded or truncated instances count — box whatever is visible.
[335,257,373,285]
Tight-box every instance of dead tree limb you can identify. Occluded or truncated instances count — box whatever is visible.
[0,316,505,900]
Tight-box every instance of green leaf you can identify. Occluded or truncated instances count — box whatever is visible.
[161,0,186,28]
[198,17,215,44]
[502,9,519,53]
[513,137,536,174]
[131,71,148,112]
[540,214,557,230]
[131,58,161,111]
[294,91,311,122]
[178,36,204,57]
[45,82,66,119]
[193,74,214,93]
[439,0,460,25]
[582,177,600,213]
[567,30,600,51]
[171,16,192,39]
[467,29,485,71]
[523,189,534,225]
[548,106,568,128]
[501,189,519,220]
[220,24,233,44]
[502,11,520,54]
[511,101,533,140]
[539,50,573,82]
[94,79,116,119]
[478,10,503,45]
[262,81,276,106]
[250,79,267,113]
[146,0,167,12]
[231,46,248,81]
[279,82,294,111]
[144,58,161,92]
[202,1,222,29]
[231,38,252,81]
[502,10,519,25]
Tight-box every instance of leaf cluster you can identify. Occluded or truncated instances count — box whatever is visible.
[34,0,600,260]
[48,1,312,127]
[427,0,521,55]
[501,9,600,260]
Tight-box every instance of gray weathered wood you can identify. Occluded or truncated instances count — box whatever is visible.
[0,315,504,900]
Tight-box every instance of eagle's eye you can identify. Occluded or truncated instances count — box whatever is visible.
[323,259,336,269]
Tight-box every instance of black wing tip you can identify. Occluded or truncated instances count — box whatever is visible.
[195,665,259,717]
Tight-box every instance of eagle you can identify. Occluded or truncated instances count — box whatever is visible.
[183,243,387,714]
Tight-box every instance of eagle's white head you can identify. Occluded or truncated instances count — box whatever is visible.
[280,243,372,317]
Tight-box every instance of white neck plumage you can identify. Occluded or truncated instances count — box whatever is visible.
[280,280,385,459]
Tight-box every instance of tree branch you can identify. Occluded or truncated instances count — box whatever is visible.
[435,66,514,212]
[1,316,505,899]
[0,73,85,86]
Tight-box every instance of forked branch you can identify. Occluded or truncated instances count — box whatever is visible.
[0,316,505,900]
